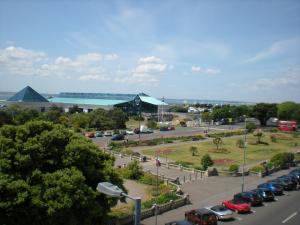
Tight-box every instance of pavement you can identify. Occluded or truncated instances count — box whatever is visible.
[141,165,300,225]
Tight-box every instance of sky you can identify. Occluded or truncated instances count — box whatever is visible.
[0,0,300,103]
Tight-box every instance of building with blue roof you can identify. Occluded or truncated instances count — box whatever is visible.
[4,86,168,114]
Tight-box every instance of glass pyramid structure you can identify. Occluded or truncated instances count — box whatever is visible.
[8,86,48,102]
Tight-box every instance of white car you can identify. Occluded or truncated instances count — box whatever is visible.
[126,130,134,135]
[205,205,234,220]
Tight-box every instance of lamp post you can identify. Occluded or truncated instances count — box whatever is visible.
[134,97,141,142]
[97,182,141,225]
[242,115,247,192]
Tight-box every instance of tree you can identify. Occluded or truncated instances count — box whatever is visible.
[0,120,124,225]
[189,146,198,156]
[68,105,82,114]
[201,154,214,170]
[270,152,294,168]
[277,101,298,120]
[123,160,144,180]
[253,129,264,143]
[211,105,232,122]
[236,139,245,148]
[251,103,277,125]
[0,110,13,127]
[213,137,222,150]
[246,122,257,133]
[201,112,212,123]
[147,120,157,129]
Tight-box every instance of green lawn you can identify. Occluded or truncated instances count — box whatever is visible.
[142,132,300,169]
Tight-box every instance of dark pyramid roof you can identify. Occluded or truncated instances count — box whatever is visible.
[8,86,48,102]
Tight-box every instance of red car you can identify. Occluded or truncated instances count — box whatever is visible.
[222,199,251,213]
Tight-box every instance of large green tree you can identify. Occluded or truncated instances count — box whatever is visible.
[251,103,277,125]
[0,121,124,225]
[277,101,299,121]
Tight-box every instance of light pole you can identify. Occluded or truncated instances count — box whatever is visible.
[97,182,141,225]
[134,97,141,142]
[242,115,247,192]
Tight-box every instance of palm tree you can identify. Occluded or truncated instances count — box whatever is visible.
[189,146,198,156]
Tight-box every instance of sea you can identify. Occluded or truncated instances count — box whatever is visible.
[0,92,252,106]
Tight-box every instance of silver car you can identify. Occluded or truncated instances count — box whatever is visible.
[205,205,234,220]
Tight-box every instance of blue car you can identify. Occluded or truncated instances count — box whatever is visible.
[257,183,283,195]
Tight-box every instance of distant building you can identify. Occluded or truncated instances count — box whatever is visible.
[3,86,168,114]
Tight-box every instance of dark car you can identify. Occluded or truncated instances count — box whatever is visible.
[289,170,300,182]
[284,173,300,184]
[252,188,275,201]
[233,191,263,206]
[277,177,297,190]
[165,221,193,225]
[185,208,218,225]
[134,128,140,134]
[257,183,283,195]
[111,134,125,141]
[268,179,293,191]
[279,175,298,186]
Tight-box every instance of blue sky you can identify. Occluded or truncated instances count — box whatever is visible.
[0,0,300,102]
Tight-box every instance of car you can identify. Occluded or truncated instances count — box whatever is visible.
[222,199,251,213]
[104,131,114,136]
[85,132,95,138]
[126,130,134,135]
[95,131,103,137]
[134,128,140,134]
[252,188,275,201]
[279,175,299,186]
[165,221,193,225]
[233,191,263,206]
[276,177,297,190]
[111,134,125,141]
[205,205,234,220]
[257,183,283,195]
[289,170,300,182]
[185,208,218,225]
[268,179,293,191]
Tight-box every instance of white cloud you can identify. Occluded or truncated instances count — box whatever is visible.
[245,37,300,63]
[191,65,220,75]
[138,56,162,64]
[0,46,118,79]
[78,74,109,81]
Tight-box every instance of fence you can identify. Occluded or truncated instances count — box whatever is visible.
[107,195,190,225]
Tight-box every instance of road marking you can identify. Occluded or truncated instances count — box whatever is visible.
[251,210,256,213]
[235,217,243,221]
[275,198,279,201]
[282,212,297,224]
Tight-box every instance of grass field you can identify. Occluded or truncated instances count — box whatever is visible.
[142,132,300,169]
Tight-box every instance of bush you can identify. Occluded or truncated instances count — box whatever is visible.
[270,128,279,133]
[250,165,265,173]
[201,154,214,170]
[270,152,294,168]
[175,160,194,168]
[138,173,163,186]
[131,115,144,121]
[270,135,277,143]
[246,122,257,133]
[236,139,245,148]
[147,120,157,129]
[266,162,274,169]
[142,192,179,209]
[229,164,239,173]
[122,160,144,180]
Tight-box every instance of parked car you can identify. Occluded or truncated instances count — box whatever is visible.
[85,132,95,138]
[268,179,293,191]
[233,191,263,206]
[257,183,283,195]
[222,199,251,213]
[134,128,140,134]
[95,131,103,137]
[289,170,300,182]
[104,131,114,136]
[185,208,218,225]
[165,221,193,225]
[111,134,125,141]
[205,205,234,220]
[279,175,299,186]
[126,130,134,135]
[276,177,297,190]
[252,188,275,201]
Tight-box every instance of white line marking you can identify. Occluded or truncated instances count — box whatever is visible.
[282,212,297,224]
[251,210,256,213]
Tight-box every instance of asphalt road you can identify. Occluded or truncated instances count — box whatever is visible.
[224,190,300,225]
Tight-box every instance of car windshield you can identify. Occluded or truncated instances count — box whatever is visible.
[211,205,227,212]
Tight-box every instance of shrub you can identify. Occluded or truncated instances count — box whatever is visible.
[270,152,294,168]
[132,115,144,121]
[270,128,279,133]
[250,165,265,173]
[194,165,204,171]
[246,122,257,133]
[138,173,163,186]
[189,146,198,156]
[266,162,274,169]
[123,160,144,180]
[121,148,134,155]
[270,135,277,143]
[147,120,157,129]
[201,154,214,170]
[175,160,194,168]
[142,192,179,209]
[213,137,222,150]
[229,164,239,173]
[236,139,245,148]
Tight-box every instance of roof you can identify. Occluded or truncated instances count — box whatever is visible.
[139,96,168,106]
[8,86,48,102]
[195,208,214,214]
[49,97,127,106]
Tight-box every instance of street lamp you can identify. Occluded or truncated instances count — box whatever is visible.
[242,115,247,192]
[97,182,141,225]
[134,97,141,141]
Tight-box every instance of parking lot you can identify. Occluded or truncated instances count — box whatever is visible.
[141,166,300,225]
